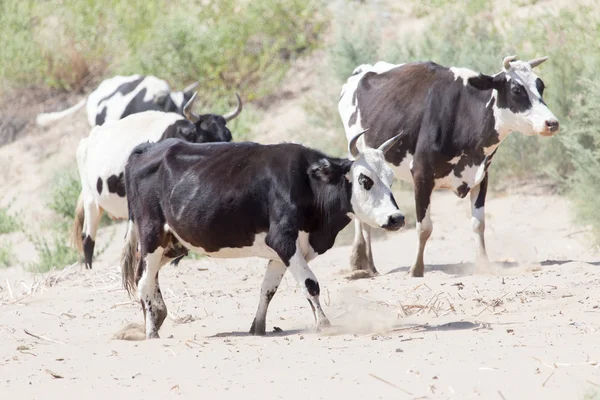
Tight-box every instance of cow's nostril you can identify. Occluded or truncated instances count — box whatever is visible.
[545,120,559,132]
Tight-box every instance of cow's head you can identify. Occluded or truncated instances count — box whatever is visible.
[468,55,559,137]
[181,91,243,143]
[309,130,405,231]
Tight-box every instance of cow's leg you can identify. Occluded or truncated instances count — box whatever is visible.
[138,245,168,339]
[250,259,286,336]
[470,173,489,269]
[349,220,377,279]
[81,195,102,269]
[409,170,434,278]
[286,247,331,331]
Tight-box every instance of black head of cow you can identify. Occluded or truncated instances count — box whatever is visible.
[467,55,559,137]
[178,91,243,143]
[309,130,405,231]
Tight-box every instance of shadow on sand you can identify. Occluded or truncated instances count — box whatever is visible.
[209,328,307,338]
[539,259,600,266]
[385,260,520,276]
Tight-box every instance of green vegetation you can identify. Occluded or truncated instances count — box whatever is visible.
[0,241,14,267]
[0,205,20,234]
[0,0,327,104]
[27,232,79,273]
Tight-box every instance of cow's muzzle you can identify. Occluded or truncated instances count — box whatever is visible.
[540,119,560,137]
[382,213,405,231]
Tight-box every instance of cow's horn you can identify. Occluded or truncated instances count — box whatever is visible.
[223,92,243,122]
[183,92,199,123]
[503,55,518,70]
[528,56,549,69]
[348,129,368,158]
[182,81,199,95]
[378,131,404,155]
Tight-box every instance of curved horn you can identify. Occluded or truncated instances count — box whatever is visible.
[528,56,549,69]
[348,129,368,158]
[182,81,199,95]
[503,55,518,70]
[183,92,199,123]
[223,92,243,122]
[378,131,404,155]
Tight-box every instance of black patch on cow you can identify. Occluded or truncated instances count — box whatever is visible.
[474,173,488,209]
[98,76,146,105]
[348,109,358,127]
[535,78,545,96]
[265,289,276,304]
[82,235,95,269]
[358,173,373,190]
[305,278,320,296]
[495,78,532,114]
[107,173,126,197]
[95,107,108,126]
[456,182,470,198]
[352,90,357,106]
[96,178,103,195]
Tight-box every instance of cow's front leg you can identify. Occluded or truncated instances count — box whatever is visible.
[286,247,331,331]
[250,259,286,336]
[349,220,378,279]
[470,173,489,269]
[409,169,434,278]
[138,246,168,339]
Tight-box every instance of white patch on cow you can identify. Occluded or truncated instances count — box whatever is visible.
[448,153,463,165]
[170,92,185,109]
[391,152,415,184]
[77,111,184,222]
[434,156,487,194]
[298,231,318,262]
[450,67,479,86]
[349,148,403,228]
[164,227,279,260]
[494,61,558,137]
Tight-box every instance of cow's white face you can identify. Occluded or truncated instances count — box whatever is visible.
[468,56,560,138]
[347,138,405,231]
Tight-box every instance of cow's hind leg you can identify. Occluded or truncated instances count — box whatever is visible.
[409,170,434,278]
[81,194,102,269]
[138,243,168,339]
[348,220,377,280]
[470,173,489,270]
[250,259,286,335]
[287,247,331,331]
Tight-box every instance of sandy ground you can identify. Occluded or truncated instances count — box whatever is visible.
[1,191,599,400]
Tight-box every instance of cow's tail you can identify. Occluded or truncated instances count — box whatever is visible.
[36,99,86,126]
[121,219,139,299]
[70,192,85,253]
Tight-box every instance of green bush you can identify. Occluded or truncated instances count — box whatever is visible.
[28,233,79,272]
[0,241,14,268]
[0,206,19,234]
[0,0,327,101]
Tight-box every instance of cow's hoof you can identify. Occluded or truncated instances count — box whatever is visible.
[249,319,266,336]
[346,269,378,280]
[408,267,424,278]
[147,331,160,339]
[317,318,332,331]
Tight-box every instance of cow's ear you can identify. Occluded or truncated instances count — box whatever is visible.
[468,73,503,91]
[308,158,352,184]
[177,124,197,142]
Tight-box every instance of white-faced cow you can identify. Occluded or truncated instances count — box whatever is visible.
[120,130,405,339]
[338,55,559,278]
[36,74,200,127]
[71,92,243,269]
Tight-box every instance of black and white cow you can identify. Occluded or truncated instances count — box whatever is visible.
[120,131,405,339]
[71,92,243,269]
[338,55,560,278]
[36,75,200,127]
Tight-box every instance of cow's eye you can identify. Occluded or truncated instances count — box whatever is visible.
[358,173,373,190]
[511,86,522,95]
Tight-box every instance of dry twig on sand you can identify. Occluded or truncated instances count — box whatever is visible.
[23,329,65,345]
[368,373,413,395]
